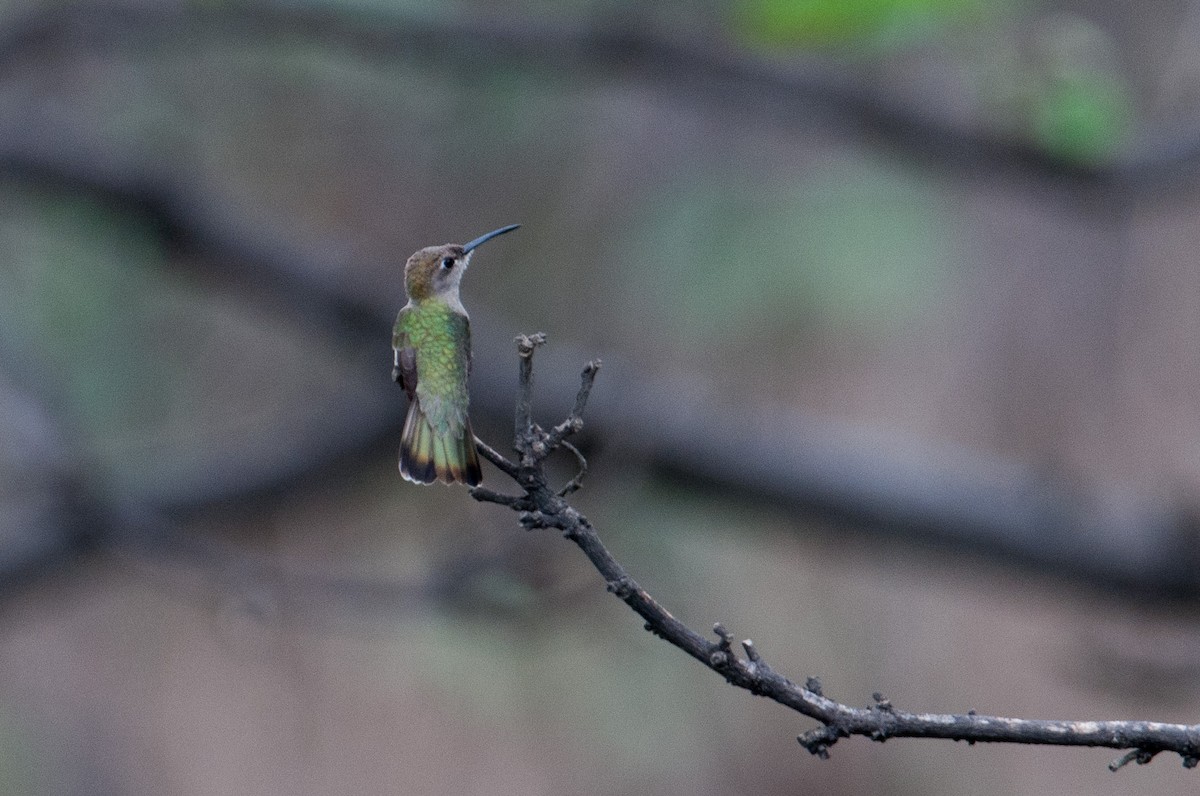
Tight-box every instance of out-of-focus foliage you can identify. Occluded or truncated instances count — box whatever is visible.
[0,192,168,481]
[0,186,382,504]
[735,0,1132,163]
[0,2,1195,794]
[734,0,990,49]
[627,160,953,342]
[1031,71,1130,164]
[1026,17,1132,164]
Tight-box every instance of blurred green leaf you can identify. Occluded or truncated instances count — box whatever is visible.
[735,0,989,49]
[1021,16,1132,166]
[1031,73,1129,164]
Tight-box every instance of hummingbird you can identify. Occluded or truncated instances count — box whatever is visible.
[392,224,520,485]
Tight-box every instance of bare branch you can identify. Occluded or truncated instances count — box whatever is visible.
[474,435,520,479]
[545,360,601,451]
[555,439,588,497]
[473,335,1200,770]
[514,333,547,465]
[467,486,530,510]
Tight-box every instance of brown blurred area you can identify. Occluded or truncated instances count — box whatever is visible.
[3,1,1200,793]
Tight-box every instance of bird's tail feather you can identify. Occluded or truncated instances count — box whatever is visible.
[399,400,482,486]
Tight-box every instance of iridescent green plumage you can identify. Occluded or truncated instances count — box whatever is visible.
[392,225,519,486]
[394,300,478,484]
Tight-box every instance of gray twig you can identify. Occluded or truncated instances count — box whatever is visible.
[467,486,530,509]
[555,439,588,497]
[1109,748,1159,771]
[514,333,547,465]
[546,359,600,451]
[474,435,520,479]
[472,335,1200,770]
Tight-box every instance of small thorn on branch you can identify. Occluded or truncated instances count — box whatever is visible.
[742,639,761,663]
[805,677,823,697]
[1109,748,1158,772]
[713,623,734,650]
[710,623,735,666]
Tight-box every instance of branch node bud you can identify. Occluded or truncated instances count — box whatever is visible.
[515,332,547,356]
[518,511,546,530]
[798,726,842,760]
[605,576,635,599]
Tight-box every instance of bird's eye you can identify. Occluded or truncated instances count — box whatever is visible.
[441,257,455,269]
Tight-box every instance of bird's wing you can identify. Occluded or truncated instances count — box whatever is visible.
[392,310,418,400]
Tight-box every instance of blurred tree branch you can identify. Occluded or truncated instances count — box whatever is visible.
[2,0,1200,203]
[474,334,1200,770]
[3,104,1199,601]
[2,0,1200,602]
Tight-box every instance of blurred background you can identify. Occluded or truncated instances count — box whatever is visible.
[3,0,1200,793]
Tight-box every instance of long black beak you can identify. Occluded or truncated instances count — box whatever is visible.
[462,224,520,254]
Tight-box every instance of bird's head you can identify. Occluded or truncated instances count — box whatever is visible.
[404,224,519,304]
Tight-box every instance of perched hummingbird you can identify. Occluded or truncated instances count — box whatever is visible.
[392,224,520,485]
